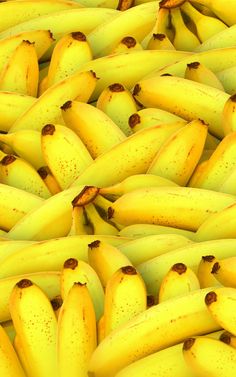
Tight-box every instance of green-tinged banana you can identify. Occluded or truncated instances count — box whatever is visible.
[88,240,131,287]
[61,258,104,320]
[41,124,93,189]
[158,263,200,302]
[84,203,119,236]
[204,132,221,149]
[87,2,157,57]
[110,36,143,55]
[137,239,236,294]
[189,0,236,26]
[183,336,236,377]
[217,66,236,95]
[218,167,236,195]
[0,184,43,231]
[67,206,88,236]
[50,295,63,319]
[220,331,236,348]
[71,123,185,188]
[199,149,214,163]
[118,234,192,265]
[181,1,227,42]
[61,100,126,158]
[108,186,236,231]
[0,235,130,279]
[10,70,97,132]
[147,119,207,185]
[103,265,147,336]
[2,321,16,343]
[10,279,58,377]
[37,166,61,195]
[0,40,38,96]
[46,31,93,89]
[185,61,225,90]
[147,32,175,49]
[211,257,236,288]
[0,325,25,376]
[0,154,51,199]
[88,288,219,377]
[222,94,236,135]
[171,7,200,51]
[133,74,229,139]
[100,174,178,201]
[197,255,221,288]
[58,282,97,377]
[119,223,196,239]
[96,83,136,136]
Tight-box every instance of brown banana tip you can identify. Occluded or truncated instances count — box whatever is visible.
[64,258,78,270]
[37,166,49,179]
[172,263,187,274]
[160,0,186,8]
[160,73,172,76]
[153,33,166,41]
[220,332,231,345]
[1,154,16,165]
[0,130,7,134]
[205,291,217,305]
[183,338,195,351]
[61,100,72,111]
[121,36,136,48]
[129,113,140,128]
[202,255,215,263]
[230,93,236,102]
[74,281,86,287]
[72,186,99,207]
[47,30,55,41]
[147,295,155,307]
[17,279,33,288]
[107,206,114,219]
[109,83,125,92]
[211,262,220,274]
[88,240,101,249]
[133,84,141,96]
[90,70,98,79]
[71,31,86,41]
[41,124,55,136]
[51,296,63,310]
[22,39,33,45]
[121,265,137,275]
[187,62,200,69]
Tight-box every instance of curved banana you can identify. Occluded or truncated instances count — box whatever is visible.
[37,166,61,195]
[84,203,119,236]
[185,61,225,90]
[218,167,236,195]
[97,315,105,344]
[13,335,29,375]
[0,325,25,377]
[58,282,97,377]
[0,240,32,265]
[61,100,126,158]
[197,255,221,288]
[222,94,236,134]
[110,36,143,55]
[96,83,137,136]
[190,0,236,26]
[217,66,236,95]
[119,223,196,239]
[211,257,236,288]
[67,206,88,236]
[147,32,175,49]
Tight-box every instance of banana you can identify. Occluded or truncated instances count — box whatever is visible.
[58,282,97,377]
[185,61,225,90]
[108,186,236,231]
[87,2,157,57]
[0,40,38,96]
[2,321,16,343]
[97,315,105,344]
[84,203,119,235]
[0,154,51,199]
[153,7,174,43]
[96,83,137,136]
[37,166,61,195]
[218,167,236,195]
[133,74,229,139]
[183,336,236,377]
[117,0,134,10]
[181,1,227,42]
[220,331,236,348]
[67,206,88,236]
[88,240,131,287]
[189,0,236,26]
[147,119,207,185]
[211,257,236,288]
[197,255,221,288]
[103,265,147,336]
[46,31,93,89]
[71,185,99,207]
[0,235,131,278]
[217,66,236,95]
[61,258,104,320]
[110,36,143,55]
[0,325,25,376]
[119,223,196,239]
[0,184,43,232]
[13,335,29,375]
[100,174,178,201]
[10,70,97,132]
[137,239,236,294]
[9,279,58,377]
[73,0,118,6]
[222,94,236,134]
[147,32,175,49]
[61,100,126,158]
[170,7,200,51]
[118,234,192,265]
[41,123,93,189]
[199,149,214,163]
[71,123,185,188]
[88,288,219,377]
[50,295,63,319]
[0,92,36,133]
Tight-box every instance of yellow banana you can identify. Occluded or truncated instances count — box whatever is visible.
[133,74,229,139]
[222,93,236,134]
[0,240,36,264]
[110,36,143,55]
[189,0,236,26]
[46,31,93,89]
[119,223,196,239]
[13,335,29,375]
[197,255,221,288]
[71,123,185,188]
[84,203,119,236]
[0,325,25,376]
[41,123,93,189]
[61,257,104,320]
[118,234,192,265]
[96,83,137,136]
[97,315,105,344]
[185,61,225,90]
[147,119,207,185]
[50,295,63,319]
[217,66,236,95]
[103,265,147,336]
[61,100,126,158]
[74,0,118,6]
[88,288,219,377]
[218,167,236,195]
[211,257,236,288]
[183,336,236,377]
[37,166,61,195]
[9,279,58,377]
[58,282,97,377]
[152,7,174,43]
[220,331,236,349]
[147,32,175,49]
[88,240,131,287]
[67,205,88,236]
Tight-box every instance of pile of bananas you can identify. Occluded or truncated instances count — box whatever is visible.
[0,0,236,376]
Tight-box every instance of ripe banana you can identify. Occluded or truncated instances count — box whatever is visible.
[217,66,236,95]
[119,223,196,239]
[197,255,221,288]
[61,100,126,158]
[97,315,105,344]
[147,32,175,50]
[152,7,174,43]
[190,0,236,26]
[110,36,143,55]
[84,203,119,236]
[67,206,88,236]
[185,61,225,90]
[222,94,236,134]
[58,283,97,377]
[37,166,61,195]
[13,335,28,376]
[211,257,236,288]
[218,166,236,195]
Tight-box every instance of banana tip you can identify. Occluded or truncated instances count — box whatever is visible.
[183,337,195,351]
[121,265,137,275]
[109,83,125,92]
[205,291,217,306]
[64,258,78,270]
[172,263,187,274]
[17,279,33,289]
[42,124,55,136]
[71,31,86,41]
[211,262,220,274]
[88,240,101,249]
